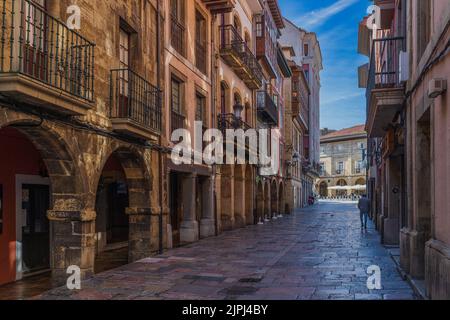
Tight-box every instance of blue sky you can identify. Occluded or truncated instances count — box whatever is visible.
[279,0,369,130]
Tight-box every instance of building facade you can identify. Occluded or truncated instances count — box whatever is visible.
[0,0,320,288]
[317,126,368,199]
[279,18,322,208]
[359,0,450,299]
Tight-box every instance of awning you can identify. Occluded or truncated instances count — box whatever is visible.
[328,185,367,191]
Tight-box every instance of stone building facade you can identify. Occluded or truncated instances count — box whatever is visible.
[279,18,322,209]
[317,126,367,199]
[359,0,450,299]
[0,0,314,287]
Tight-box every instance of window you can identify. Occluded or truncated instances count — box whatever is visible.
[417,0,431,62]
[303,43,309,56]
[170,0,185,55]
[255,15,263,37]
[195,93,206,123]
[320,163,325,176]
[171,77,182,114]
[119,28,130,99]
[336,162,344,175]
[195,10,207,74]
[355,161,363,174]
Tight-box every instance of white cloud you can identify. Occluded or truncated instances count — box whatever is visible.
[294,0,358,29]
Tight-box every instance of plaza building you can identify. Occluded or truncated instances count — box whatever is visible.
[317,125,368,199]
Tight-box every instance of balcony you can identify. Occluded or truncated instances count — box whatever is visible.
[201,0,235,14]
[171,15,185,56]
[366,37,405,138]
[218,113,251,132]
[110,69,161,140]
[219,25,263,90]
[0,0,95,115]
[256,90,278,126]
[255,14,278,78]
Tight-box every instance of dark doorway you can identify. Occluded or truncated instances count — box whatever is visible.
[21,184,50,275]
[94,154,129,273]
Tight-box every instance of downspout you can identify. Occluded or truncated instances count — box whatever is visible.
[157,0,164,254]
[211,14,219,236]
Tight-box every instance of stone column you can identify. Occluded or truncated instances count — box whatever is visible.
[47,209,96,286]
[126,207,152,262]
[234,176,245,228]
[180,174,199,243]
[200,177,215,238]
[220,172,234,231]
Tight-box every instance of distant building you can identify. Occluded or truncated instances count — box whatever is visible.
[317,125,367,198]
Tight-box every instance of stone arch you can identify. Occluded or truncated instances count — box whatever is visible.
[244,165,254,225]
[93,144,153,264]
[233,165,245,228]
[319,181,328,198]
[0,113,89,284]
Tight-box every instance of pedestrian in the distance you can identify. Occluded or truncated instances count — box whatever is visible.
[358,194,370,229]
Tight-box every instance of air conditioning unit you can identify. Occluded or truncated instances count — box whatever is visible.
[428,78,447,99]
[399,51,409,83]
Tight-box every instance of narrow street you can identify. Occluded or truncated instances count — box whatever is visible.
[36,202,417,300]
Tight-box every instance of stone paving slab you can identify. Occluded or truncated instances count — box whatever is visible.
[35,202,418,300]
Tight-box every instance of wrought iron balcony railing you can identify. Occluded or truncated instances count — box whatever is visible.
[256,90,278,126]
[171,15,185,56]
[217,113,251,132]
[366,37,405,115]
[219,25,263,89]
[110,69,161,133]
[0,0,95,102]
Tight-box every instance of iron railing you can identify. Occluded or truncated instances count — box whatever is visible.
[195,40,207,74]
[219,24,263,87]
[110,69,161,132]
[171,15,185,56]
[0,0,95,101]
[256,90,278,126]
[366,37,405,115]
[217,113,251,132]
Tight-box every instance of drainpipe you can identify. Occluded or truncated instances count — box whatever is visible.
[211,14,219,236]
[157,0,164,254]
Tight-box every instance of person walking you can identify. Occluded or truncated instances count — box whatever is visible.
[358,194,370,229]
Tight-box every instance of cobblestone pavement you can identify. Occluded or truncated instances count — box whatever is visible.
[36,201,417,300]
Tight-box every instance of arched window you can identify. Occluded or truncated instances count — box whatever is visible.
[220,82,227,114]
